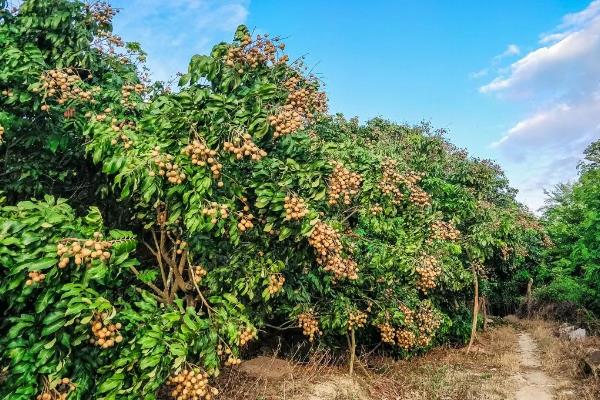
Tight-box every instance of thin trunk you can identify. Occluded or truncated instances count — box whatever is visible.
[481,295,488,332]
[348,328,356,375]
[526,278,533,319]
[467,265,479,353]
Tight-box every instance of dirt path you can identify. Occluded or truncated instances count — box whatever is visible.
[514,332,555,400]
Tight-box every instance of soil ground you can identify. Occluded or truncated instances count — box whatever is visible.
[514,332,554,399]
[215,317,600,400]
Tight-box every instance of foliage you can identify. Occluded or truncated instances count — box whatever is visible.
[0,1,547,398]
[0,0,147,215]
[539,140,600,315]
[0,196,137,399]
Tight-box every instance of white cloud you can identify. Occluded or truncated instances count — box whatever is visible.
[111,0,249,82]
[196,3,249,31]
[470,44,520,79]
[492,101,600,153]
[494,44,520,61]
[481,1,600,212]
[469,68,488,79]
[480,19,600,96]
[512,154,581,211]
[539,32,569,45]
[562,0,600,28]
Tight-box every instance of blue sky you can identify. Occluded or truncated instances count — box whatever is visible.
[111,0,600,212]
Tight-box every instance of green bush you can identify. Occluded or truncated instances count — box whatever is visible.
[540,156,600,315]
[0,196,137,399]
[534,275,591,305]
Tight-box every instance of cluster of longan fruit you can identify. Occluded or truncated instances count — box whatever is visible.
[416,255,441,294]
[236,209,255,232]
[284,195,308,221]
[399,304,414,325]
[225,33,284,70]
[120,83,145,108]
[223,134,267,161]
[396,329,416,350]
[298,311,321,342]
[324,256,358,281]
[280,76,302,98]
[183,140,223,180]
[308,221,358,280]
[283,76,327,116]
[56,233,111,268]
[430,220,460,241]
[108,118,136,133]
[218,344,241,366]
[166,368,219,400]
[150,148,186,184]
[377,322,395,344]
[0,125,4,142]
[201,202,229,224]
[417,335,432,347]
[1,89,13,98]
[327,162,362,206]
[395,170,430,207]
[409,186,431,208]
[90,316,123,349]
[62,108,76,119]
[398,171,424,187]
[174,239,188,255]
[471,261,488,279]
[238,326,257,346]
[39,69,98,106]
[379,158,431,207]
[216,344,241,366]
[416,304,441,337]
[95,29,124,48]
[268,76,327,138]
[379,158,406,204]
[308,222,342,262]
[347,310,367,330]
[190,266,207,284]
[110,133,134,149]
[36,378,74,400]
[84,108,110,123]
[370,203,383,215]
[224,355,242,367]
[267,273,285,295]
[25,271,46,286]
[87,1,116,24]
[268,106,303,138]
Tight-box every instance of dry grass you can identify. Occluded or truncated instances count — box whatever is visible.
[214,319,600,400]
[510,317,600,400]
[363,325,519,400]
[215,350,358,400]
[215,324,521,400]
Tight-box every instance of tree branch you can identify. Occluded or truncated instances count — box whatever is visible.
[129,265,167,302]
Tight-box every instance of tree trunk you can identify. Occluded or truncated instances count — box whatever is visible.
[467,265,479,353]
[348,328,356,375]
[481,295,488,332]
[526,278,533,319]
